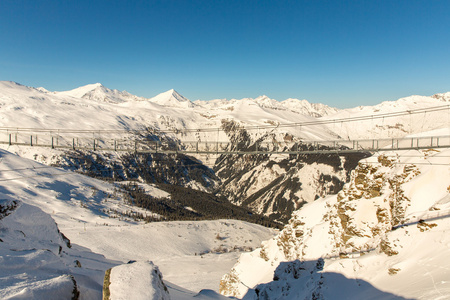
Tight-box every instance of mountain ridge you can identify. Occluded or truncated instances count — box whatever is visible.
[8,81,449,119]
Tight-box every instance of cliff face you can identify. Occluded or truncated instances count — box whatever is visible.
[220,148,450,299]
[215,120,368,222]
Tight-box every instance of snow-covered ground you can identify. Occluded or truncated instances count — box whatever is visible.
[0,149,277,298]
[322,92,450,140]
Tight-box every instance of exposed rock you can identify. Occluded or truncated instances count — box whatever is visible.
[417,220,438,232]
[220,151,427,297]
[388,268,401,276]
[106,261,170,300]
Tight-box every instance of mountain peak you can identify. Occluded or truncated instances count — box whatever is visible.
[149,89,195,108]
[56,83,147,103]
[56,83,105,98]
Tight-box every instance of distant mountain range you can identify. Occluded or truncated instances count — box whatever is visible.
[37,81,340,116]
[3,80,449,140]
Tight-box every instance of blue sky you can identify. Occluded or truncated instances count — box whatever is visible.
[0,0,449,108]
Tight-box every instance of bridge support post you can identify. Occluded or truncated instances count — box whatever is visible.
[30,135,33,146]
[93,139,96,151]
[9,134,11,146]
[51,137,54,149]
[73,138,75,150]
[196,141,198,153]
[114,139,117,151]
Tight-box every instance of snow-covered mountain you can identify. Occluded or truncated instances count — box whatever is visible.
[322,93,450,140]
[56,83,148,103]
[149,89,196,108]
[194,95,339,118]
[1,81,449,221]
[281,98,340,117]
[0,81,345,221]
[220,130,450,299]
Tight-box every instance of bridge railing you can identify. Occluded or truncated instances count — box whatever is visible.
[1,131,450,154]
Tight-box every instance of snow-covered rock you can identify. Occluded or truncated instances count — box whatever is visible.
[0,200,107,299]
[220,145,450,299]
[106,261,170,300]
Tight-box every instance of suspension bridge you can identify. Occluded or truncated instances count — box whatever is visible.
[1,130,450,155]
[1,104,450,155]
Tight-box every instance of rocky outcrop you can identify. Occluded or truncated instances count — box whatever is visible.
[0,201,81,299]
[220,152,425,298]
[103,261,170,300]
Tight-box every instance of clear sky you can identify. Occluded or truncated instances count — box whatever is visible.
[0,0,449,108]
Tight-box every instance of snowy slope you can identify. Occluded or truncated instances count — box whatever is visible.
[0,81,338,143]
[322,93,450,140]
[0,199,117,299]
[194,96,339,118]
[56,83,148,103]
[220,131,450,299]
[281,98,340,117]
[149,89,196,108]
[2,81,449,143]
[0,148,277,298]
